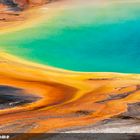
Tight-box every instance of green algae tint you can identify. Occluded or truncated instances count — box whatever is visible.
[1,2,140,73]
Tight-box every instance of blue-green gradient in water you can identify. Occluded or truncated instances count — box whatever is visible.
[1,2,140,73]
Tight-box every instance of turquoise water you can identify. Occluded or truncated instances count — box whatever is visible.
[1,3,140,73]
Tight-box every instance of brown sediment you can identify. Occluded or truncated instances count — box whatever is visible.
[0,52,140,138]
[0,0,61,33]
[0,0,57,10]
